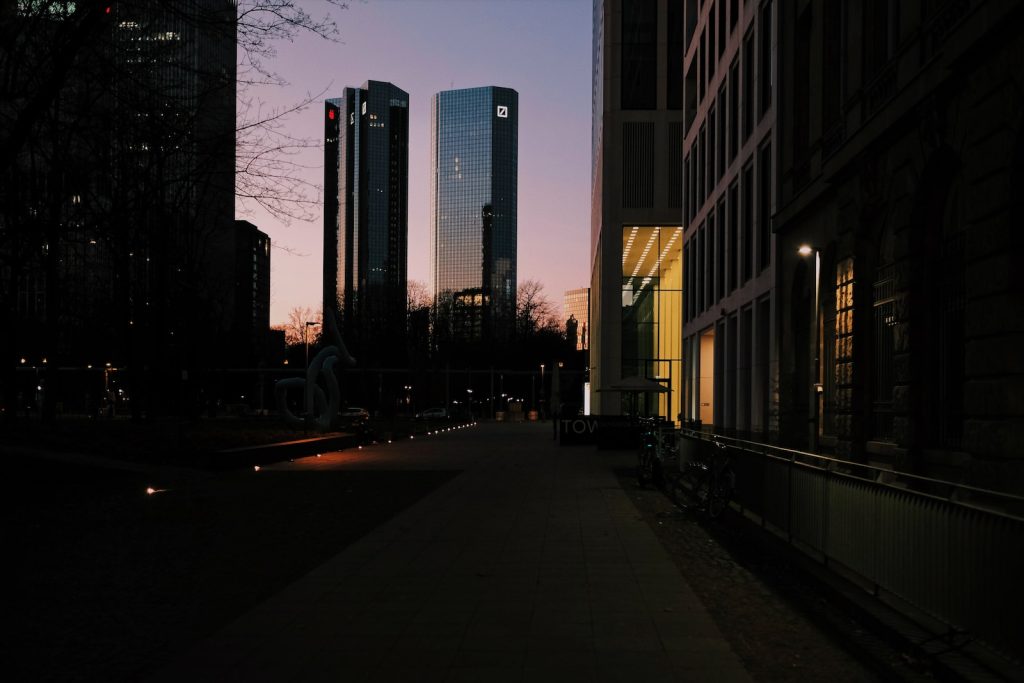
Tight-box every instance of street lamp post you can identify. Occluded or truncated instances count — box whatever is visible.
[798,244,821,451]
[540,363,545,417]
[304,320,320,372]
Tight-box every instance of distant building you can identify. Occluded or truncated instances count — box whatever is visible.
[430,86,518,345]
[679,0,777,436]
[324,81,409,364]
[563,288,590,351]
[225,220,271,366]
[1,1,237,413]
[591,0,684,420]
[773,0,1024,488]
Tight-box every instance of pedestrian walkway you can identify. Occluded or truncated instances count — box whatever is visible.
[149,422,753,682]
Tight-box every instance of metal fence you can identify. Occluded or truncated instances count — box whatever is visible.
[680,429,1024,662]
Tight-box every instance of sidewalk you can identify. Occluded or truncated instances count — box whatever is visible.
[149,422,753,682]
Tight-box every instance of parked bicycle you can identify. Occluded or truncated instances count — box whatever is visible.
[636,417,678,488]
[668,437,735,518]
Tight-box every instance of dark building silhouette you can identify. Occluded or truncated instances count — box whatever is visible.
[324,81,409,365]
[430,86,518,346]
[0,0,237,414]
[773,0,1024,489]
[225,220,271,366]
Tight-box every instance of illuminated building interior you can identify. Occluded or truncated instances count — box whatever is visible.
[620,225,684,422]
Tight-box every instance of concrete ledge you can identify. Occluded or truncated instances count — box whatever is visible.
[202,433,361,470]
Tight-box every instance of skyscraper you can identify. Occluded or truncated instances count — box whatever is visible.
[324,81,409,363]
[591,0,684,421]
[430,86,518,345]
[1,0,237,415]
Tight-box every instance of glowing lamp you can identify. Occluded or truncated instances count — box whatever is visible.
[797,245,814,257]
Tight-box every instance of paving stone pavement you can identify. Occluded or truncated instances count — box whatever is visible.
[149,422,754,682]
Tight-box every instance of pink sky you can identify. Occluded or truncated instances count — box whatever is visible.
[237,0,592,326]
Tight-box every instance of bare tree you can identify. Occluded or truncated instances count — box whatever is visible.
[516,280,559,337]
[407,279,432,312]
[276,305,322,347]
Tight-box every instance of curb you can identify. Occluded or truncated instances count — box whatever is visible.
[200,433,362,470]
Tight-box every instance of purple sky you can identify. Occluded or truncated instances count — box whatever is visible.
[239,0,592,325]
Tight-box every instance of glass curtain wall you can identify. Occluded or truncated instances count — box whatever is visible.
[621,226,684,421]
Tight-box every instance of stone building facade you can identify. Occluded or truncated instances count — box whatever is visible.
[773,0,1024,489]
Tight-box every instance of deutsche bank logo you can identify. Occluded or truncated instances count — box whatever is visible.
[496,105,508,119]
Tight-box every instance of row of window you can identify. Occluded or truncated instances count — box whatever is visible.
[683,140,771,323]
[684,0,771,140]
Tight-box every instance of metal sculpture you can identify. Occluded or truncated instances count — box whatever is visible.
[274,309,355,431]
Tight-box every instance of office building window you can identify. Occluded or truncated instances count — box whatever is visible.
[759,1,773,118]
[717,85,727,180]
[708,4,716,79]
[742,29,754,141]
[822,0,844,126]
[621,225,684,419]
[716,197,726,302]
[707,107,716,195]
[742,162,753,282]
[729,60,739,161]
[708,211,718,303]
[668,0,684,110]
[718,0,726,58]
[758,141,771,271]
[621,0,657,109]
[698,29,705,103]
[698,123,706,208]
[728,182,738,292]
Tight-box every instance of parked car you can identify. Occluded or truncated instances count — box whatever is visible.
[415,407,449,420]
[340,406,370,422]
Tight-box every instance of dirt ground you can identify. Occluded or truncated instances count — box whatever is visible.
[616,471,930,683]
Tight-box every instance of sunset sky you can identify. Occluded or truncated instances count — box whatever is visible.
[239,0,592,325]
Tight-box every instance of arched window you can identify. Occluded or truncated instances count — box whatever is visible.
[871,230,896,442]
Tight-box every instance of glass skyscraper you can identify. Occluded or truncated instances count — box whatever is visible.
[430,86,518,344]
[324,81,409,362]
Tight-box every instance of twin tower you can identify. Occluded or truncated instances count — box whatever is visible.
[324,81,518,363]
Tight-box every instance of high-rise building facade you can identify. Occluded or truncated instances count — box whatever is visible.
[227,220,271,366]
[1,0,237,415]
[324,81,409,363]
[430,86,518,345]
[564,288,590,351]
[679,0,777,437]
[591,0,685,421]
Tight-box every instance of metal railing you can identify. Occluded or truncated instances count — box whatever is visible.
[680,428,1024,662]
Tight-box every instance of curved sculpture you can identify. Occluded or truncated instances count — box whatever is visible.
[274,309,356,431]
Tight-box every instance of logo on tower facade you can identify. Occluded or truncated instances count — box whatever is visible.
[496,105,508,118]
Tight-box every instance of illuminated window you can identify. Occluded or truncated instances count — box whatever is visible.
[621,226,684,421]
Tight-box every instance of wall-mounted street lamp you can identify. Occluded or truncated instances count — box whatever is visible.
[798,244,821,451]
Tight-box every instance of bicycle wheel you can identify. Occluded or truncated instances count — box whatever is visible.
[705,466,735,519]
[637,448,654,487]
